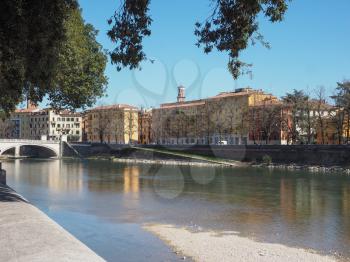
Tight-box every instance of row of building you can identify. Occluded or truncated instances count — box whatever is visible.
[0,86,348,145]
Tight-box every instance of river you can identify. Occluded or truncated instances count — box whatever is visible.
[3,159,350,261]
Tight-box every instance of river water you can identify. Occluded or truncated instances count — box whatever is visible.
[3,159,350,261]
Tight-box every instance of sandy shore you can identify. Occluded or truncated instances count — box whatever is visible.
[143,224,337,262]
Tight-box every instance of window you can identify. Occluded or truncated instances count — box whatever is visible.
[76,130,79,135]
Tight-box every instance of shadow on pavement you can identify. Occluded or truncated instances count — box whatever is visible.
[0,184,28,202]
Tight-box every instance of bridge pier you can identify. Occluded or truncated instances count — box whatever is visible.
[14,145,20,158]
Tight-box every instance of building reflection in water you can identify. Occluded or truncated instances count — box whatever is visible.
[123,166,140,195]
[9,159,83,193]
[342,183,350,245]
[4,160,350,257]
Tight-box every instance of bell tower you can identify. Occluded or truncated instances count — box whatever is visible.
[177,85,185,103]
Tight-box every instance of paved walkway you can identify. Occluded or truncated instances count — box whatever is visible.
[0,184,105,262]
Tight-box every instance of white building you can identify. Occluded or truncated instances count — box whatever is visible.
[1,107,83,142]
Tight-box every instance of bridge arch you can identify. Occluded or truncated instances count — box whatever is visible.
[0,144,59,158]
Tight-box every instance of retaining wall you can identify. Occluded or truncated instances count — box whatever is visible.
[142,144,350,166]
[71,143,350,166]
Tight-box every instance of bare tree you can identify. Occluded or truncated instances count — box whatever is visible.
[0,118,15,138]
[113,110,123,144]
[314,86,328,144]
[211,101,225,143]
[94,109,111,143]
[124,110,138,144]
[201,102,213,145]
[260,104,283,144]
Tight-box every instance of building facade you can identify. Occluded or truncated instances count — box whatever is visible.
[0,102,83,141]
[248,99,290,145]
[316,108,350,145]
[84,104,138,144]
[151,86,278,145]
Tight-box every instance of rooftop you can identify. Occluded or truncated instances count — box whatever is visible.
[88,104,138,111]
[159,87,275,109]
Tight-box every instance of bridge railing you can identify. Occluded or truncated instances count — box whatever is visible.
[0,139,60,144]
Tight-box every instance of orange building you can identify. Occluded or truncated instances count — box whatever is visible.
[248,98,291,145]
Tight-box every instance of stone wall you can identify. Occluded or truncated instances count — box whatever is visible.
[142,144,350,166]
[71,143,350,166]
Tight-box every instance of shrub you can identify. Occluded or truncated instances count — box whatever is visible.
[262,154,272,165]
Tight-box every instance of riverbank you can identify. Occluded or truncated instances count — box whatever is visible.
[68,144,350,172]
[0,184,104,262]
[144,224,338,262]
[251,163,350,175]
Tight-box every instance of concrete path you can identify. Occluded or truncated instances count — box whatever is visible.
[0,184,105,262]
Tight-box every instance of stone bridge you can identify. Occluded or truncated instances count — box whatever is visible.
[0,139,61,158]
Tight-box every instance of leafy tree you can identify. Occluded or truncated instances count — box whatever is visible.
[0,0,77,114]
[195,0,289,79]
[108,0,289,78]
[314,86,328,144]
[282,89,308,144]
[0,1,107,114]
[107,0,152,71]
[331,81,350,143]
[50,9,108,111]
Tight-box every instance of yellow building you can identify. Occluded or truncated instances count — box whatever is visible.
[84,104,138,144]
[152,86,277,145]
[316,109,350,144]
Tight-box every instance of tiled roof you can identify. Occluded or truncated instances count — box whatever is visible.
[158,88,274,109]
[14,108,41,113]
[159,100,205,109]
[211,89,274,100]
[89,104,138,111]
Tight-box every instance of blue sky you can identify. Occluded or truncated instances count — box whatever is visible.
[79,0,350,108]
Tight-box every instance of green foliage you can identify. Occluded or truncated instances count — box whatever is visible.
[50,9,108,111]
[282,89,309,143]
[0,0,77,114]
[0,1,107,114]
[331,81,350,144]
[332,81,350,110]
[262,154,272,165]
[195,0,289,79]
[107,0,152,71]
[107,0,289,78]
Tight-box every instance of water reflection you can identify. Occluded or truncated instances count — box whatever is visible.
[3,159,350,259]
[10,159,83,193]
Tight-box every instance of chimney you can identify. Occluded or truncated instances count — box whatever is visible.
[177,85,185,103]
